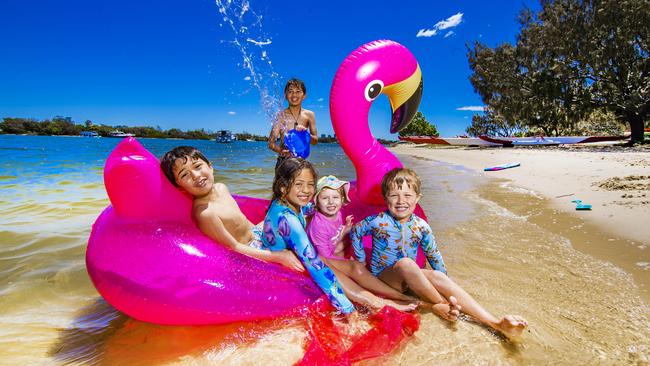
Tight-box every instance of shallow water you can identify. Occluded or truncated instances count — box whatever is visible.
[0,135,648,365]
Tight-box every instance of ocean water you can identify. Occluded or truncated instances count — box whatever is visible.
[1,135,649,365]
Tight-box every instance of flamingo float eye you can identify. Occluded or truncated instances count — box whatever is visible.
[364,80,384,102]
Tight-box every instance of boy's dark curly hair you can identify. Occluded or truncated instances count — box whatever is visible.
[160,146,210,187]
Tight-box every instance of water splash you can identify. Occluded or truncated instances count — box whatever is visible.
[215,0,284,126]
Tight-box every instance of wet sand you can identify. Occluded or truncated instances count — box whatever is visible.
[391,144,650,304]
[391,144,650,245]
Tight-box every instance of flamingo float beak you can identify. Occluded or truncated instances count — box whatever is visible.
[383,64,423,133]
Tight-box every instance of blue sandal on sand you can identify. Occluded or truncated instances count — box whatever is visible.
[571,199,592,210]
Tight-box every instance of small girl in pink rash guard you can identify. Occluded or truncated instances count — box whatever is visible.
[307,175,354,259]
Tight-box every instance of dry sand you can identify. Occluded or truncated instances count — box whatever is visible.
[391,143,650,245]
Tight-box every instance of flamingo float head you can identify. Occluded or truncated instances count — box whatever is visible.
[330,40,423,205]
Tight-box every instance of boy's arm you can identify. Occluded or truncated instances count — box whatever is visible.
[350,216,373,263]
[268,117,290,156]
[279,213,355,314]
[420,222,447,275]
[307,110,318,144]
[196,209,303,272]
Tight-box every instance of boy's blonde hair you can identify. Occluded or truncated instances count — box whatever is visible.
[381,168,421,197]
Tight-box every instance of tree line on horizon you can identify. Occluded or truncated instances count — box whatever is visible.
[0,116,222,140]
[466,0,648,143]
[0,116,366,143]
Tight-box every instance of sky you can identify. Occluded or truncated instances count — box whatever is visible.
[0,0,539,139]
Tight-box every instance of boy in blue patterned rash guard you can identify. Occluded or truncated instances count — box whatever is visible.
[351,168,528,339]
[262,158,355,315]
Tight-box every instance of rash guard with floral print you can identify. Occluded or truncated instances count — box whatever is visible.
[350,211,447,276]
[262,199,355,314]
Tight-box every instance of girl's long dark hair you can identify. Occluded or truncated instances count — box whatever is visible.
[271,157,317,204]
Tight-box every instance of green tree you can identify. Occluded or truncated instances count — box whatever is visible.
[468,43,531,132]
[398,112,439,137]
[468,35,588,136]
[468,0,649,143]
[1,118,28,134]
[465,108,526,137]
[576,109,626,135]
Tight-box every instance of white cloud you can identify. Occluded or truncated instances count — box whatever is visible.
[246,38,272,46]
[444,31,455,38]
[317,98,324,102]
[243,76,251,81]
[228,111,236,115]
[456,106,485,112]
[436,12,463,30]
[417,12,463,38]
[416,28,438,38]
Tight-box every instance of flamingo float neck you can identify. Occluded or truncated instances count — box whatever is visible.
[329,40,421,205]
[334,101,402,205]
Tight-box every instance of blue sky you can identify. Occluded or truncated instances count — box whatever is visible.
[0,0,537,139]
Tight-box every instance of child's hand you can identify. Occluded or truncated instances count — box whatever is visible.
[277,250,305,272]
[294,124,307,132]
[279,149,292,157]
[342,215,354,235]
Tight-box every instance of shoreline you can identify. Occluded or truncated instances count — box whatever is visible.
[392,143,650,303]
[391,143,650,245]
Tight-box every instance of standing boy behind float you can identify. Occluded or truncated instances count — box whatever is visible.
[350,167,528,339]
[160,146,303,271]
[268,78,318,168]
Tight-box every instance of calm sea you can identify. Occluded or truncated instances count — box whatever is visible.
[1,135,648,365]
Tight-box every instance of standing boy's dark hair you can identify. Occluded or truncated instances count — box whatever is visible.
[271,157,317,202]
[160,146,210,187]
[284,78,307,95]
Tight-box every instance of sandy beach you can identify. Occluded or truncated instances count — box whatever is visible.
[392,143,650,244]
[392,143,650,298]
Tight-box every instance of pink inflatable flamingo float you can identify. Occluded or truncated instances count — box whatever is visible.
[332,39,423,206]
[332,40,427,237]
[86,40,423,325]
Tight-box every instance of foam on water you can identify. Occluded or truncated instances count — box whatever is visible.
[498,181,544,199]
[465,191,530,222]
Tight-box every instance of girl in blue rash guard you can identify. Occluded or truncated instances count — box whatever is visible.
[261,157,355,315]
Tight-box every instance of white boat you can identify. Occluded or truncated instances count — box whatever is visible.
[400,135,629,147]
[398,136,501,146]
[479,135,629,146]
[108,130,135,138]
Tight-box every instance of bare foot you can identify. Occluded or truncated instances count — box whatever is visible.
[387,299,419,312]
[368,298,419,312]
[430,296,461,322]
[494,315,527,339]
